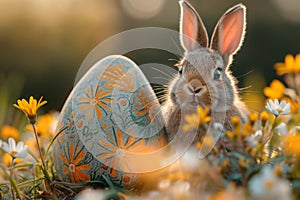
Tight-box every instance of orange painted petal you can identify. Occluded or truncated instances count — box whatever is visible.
[97,152,114,160]
[98,139,114,150]
[69,142,75,162]
[98,102,110,110]
[127,139,145,151]
[79,97,91,103]
[75,170,90,181]
[86,87,92,98]
[125,136,136,147]
[76,164,91,171]
[116,130,123,147]
[73,150,85,165]
[95,106,103,120]
[79,104,89,112]
[63,168,70,174]
[93,84,99,97]
[60,152,69,166]
[86,107,93,120]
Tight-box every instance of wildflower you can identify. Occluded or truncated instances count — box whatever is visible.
[275,122,288,136]
[231,116,241,127]
[209,188,245,200]
[274,54,300,76]
[284,134,300,157]
[248,112,258,124]
[13,96,47,124]
[76,189,105,200]
[169,181,191,199]
[183,106,211,132]
[238,157,250,169]
[249,166,291,200]
[226,130,238,141]
[245,134,258,148]
[281,97,299,113]
[263,80,285,99]
[1,125,19,140]
[265,99,290,117]
[260,111,269,127]
[1,137,28,158]
[242,122,252,137]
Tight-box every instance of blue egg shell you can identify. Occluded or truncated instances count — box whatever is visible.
[53,55,167,190]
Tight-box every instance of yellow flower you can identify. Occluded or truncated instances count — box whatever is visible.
[183,106,211,132]
[263,80,285,99]
[248,112,258,126]
[274,54,300,76]
[231,116,241,127]
[226,130,238,141]
[1,125,20,140]
[196,134,214,149]
[13,96,47,124]
[283,134,300,157]
[209,189,237,200]
[260,111,269,127]
[242,122,252,137]
[25,113,57,138]
[238,157,250,168]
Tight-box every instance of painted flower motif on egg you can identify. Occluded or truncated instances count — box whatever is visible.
[53,55,167,189]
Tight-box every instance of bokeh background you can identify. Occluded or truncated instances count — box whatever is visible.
[0,0,299,115]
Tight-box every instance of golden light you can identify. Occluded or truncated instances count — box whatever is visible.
[121,0,166,19]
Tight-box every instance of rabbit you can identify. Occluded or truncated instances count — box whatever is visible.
[163,0,249,142]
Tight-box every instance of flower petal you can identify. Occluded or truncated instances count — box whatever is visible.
[8,137,16,152]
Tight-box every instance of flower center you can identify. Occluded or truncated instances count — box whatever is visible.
[91,99,98,105]
[10,151,18,157]
[69,164,76,173]
[276,108,283,114]
[116,149,125,159]
[264,179,275,189]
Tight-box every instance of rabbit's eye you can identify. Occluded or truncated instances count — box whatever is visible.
[213,68,222,80]
[178,66,183,75]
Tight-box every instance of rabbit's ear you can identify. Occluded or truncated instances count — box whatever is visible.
[210,4,246,65]
[179,0,208,52]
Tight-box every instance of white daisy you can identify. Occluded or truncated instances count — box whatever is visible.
[1,137,28,159]
[275,122,288,136]
[249,166,292,200]
[245,134,258,148]
[265,99,290,117]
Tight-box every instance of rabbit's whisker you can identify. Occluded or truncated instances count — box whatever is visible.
[151,67,174,79]
[236,70,255,79]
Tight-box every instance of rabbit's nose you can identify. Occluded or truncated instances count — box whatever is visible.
[187,85,202,95]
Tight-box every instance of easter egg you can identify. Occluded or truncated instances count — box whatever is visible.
[53,55,168,190]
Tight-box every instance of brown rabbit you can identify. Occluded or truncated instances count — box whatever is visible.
[163,0,249,142]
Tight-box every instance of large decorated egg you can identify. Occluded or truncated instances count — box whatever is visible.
[53,55,168,190]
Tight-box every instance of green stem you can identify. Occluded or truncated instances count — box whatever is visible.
[32,124,47,171]
[44,126,67,161]
[268,116,279,159]
[0,164,21,199]
[10,157,16,200]
[31,124,53,191]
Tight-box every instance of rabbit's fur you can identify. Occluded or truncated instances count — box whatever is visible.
[163,1,249,141]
